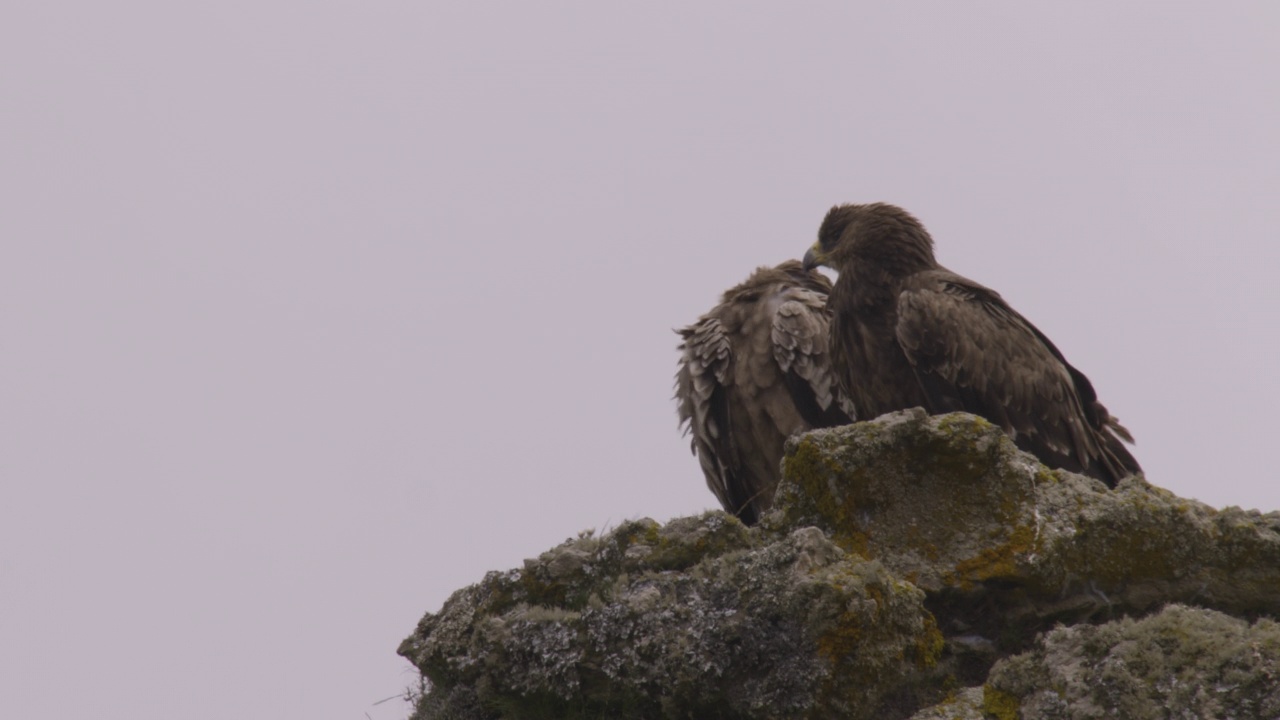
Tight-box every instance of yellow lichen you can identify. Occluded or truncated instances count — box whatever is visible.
[781,438,876,558]
[982,686,1021,720]
[947,524,1037,589]
[816,609,864,664]
[914,612,945,669]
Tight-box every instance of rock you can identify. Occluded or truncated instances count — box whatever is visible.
[907,687,986,720]
[771,410,1280,645]
[399,411,1280,719]
[984,604,1280,719]
[399,515,944,720]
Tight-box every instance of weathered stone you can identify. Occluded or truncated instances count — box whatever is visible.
[907,687,986,720]
[984,604,1280,719]
[400,514,943,720]
[771,410,1280,639]
[399,410,1280,719]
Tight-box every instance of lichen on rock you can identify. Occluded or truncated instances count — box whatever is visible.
[906,686,987,720]
[400,514,944,719]
[986,604,1280,719]
[770,410,1280,636]
[399,410,1280,719]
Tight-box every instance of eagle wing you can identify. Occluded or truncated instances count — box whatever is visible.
[771,287,858,426]
[676,265,853,524]
[894,271,1138,485]
[675,316,744,518]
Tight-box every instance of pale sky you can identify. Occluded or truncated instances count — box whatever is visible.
[3,3,1278,719]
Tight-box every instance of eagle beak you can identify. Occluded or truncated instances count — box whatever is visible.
[802,242,827,271]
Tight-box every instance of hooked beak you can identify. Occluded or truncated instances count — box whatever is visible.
[802,242,828,271]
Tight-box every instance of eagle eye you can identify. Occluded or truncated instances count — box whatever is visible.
[819,226,839,250]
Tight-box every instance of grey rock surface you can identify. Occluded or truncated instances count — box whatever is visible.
[907,687,986,720]
[400,515,943,719]
[399,411,1280,719]
[986,604,1280,719]
[771,410,1280,638]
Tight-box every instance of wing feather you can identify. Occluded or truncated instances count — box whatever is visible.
[771,288,858,424]
[675,263,855,524]
[675,317,741,515]
[896,272,1136,484]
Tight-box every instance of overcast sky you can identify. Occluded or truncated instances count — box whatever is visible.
[3,3,1278,719]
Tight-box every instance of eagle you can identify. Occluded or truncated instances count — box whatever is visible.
[676,261,854,524]
[802,203,1140,487]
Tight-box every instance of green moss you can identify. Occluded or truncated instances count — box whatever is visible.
[607,519,662,554]
[914,612,945,670]
[646,515,749,571]
[935,412,994,436]
[981,686,1021,720]
[519,570,571,608]
[780,437,873,557]
[478,580,520,616]
[646,534,707,571]
[918,414,1002,482]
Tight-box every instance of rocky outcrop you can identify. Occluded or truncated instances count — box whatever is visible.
[983,604,1280,719]
[400,517,941,719]
[399,410,1280,719]
[773,410,1280,660]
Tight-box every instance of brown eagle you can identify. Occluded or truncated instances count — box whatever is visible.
[676,261,854,524]
[802,203,1140,487]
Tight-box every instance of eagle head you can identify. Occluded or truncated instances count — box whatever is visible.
[804,203,937,278]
